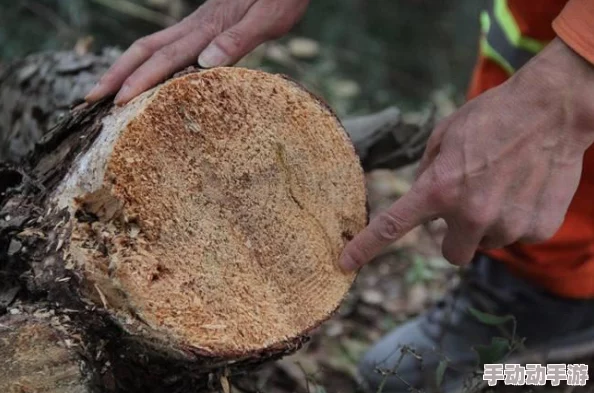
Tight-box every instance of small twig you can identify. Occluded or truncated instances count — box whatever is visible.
[94,284,108,309]
[90,0,177,27]
[296,362,312,393]
[375,347,422,393]
[220,375,230,393]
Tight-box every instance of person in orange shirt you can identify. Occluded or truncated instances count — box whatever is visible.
[86,0,594,391]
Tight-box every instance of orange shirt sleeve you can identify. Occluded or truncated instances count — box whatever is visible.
[553,0,594,64]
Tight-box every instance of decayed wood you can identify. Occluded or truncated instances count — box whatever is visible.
[0,64,370,392]
[0,100,122,393]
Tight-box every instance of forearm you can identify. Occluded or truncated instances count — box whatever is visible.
[516,38,594,152]
[551,0,594,146]
[553,0,594,65]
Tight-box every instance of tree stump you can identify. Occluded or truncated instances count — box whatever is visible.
[0,66,367,392]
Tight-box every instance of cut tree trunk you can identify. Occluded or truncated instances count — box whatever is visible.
[0,48,435,393]
[0,66,368,392]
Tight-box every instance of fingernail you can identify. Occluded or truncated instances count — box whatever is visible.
[339,252,358,272]
[85,82,105,103]
[114,85,131,106]
[198,44,230,68]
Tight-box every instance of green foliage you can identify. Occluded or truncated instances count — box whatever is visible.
[405,254,435,284]
[468,307,514,326]
[473,337,510,365]
[435,359,449,387]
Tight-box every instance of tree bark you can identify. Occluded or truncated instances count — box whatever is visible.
[0,47,121,163]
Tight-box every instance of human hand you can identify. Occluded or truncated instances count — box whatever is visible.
[340,38,594,271]
[85,0,309,105]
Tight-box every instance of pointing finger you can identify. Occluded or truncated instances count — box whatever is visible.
[339,186,437,271]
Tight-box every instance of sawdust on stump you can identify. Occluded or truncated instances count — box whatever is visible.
[54,67,367,359]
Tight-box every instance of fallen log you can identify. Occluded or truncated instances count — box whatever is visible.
[0,48,121,162]
[0,66,367,392]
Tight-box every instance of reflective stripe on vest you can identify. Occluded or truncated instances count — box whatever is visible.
[480,0,550,74]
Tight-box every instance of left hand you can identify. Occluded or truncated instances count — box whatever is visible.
[340,38,594,271]
[85,0,309,105]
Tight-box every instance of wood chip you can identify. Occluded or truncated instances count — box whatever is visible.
[220,375,230,393]
[18,227,46,239]
[94,284,109,309]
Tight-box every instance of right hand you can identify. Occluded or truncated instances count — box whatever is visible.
[85,0,310,105]
[339,38,594,271]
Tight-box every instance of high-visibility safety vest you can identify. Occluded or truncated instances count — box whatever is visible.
[480,0,551,74]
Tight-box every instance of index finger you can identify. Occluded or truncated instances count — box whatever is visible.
[339,186,436,271]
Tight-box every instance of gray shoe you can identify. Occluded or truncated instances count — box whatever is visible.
[358,254,594,392]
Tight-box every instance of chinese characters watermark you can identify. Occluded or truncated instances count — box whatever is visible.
[483,364,588,386]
